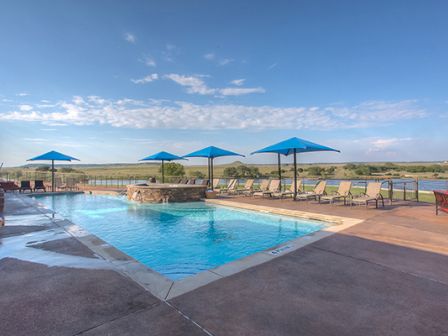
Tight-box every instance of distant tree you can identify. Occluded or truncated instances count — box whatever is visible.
[59,167,82,173]
[163,162,185,176]
[223,167,238,177]
[36,166,50,172]
[224,165,261,178]
[344,163,357,170]
[289,167,303,173]
[190,170,205,179]
[307,166,324,176]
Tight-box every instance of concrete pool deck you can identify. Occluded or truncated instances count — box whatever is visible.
[1,193,448,335]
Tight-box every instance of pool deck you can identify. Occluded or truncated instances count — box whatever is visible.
[1,193,448,335]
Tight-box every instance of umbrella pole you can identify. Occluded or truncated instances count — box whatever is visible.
[293,149,297,200]
[51,160,55,192]
[161,160,165,183]
[211,158,214,191]
[277,153,282,191]
[207,158,211,188]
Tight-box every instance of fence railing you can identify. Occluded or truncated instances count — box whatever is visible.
[0,172,443,204]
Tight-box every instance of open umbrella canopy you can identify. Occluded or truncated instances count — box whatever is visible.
[27,150,80,192]
[140,151,184,161]
[252,137,340,199]
[183,146,244,159]
[251,137,340,155]
[139,151,184,183]
[183,146,244,190]
[28,150,80,162]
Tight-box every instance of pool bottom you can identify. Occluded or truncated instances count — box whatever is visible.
[29,195,363,300]
[32,194,328,281]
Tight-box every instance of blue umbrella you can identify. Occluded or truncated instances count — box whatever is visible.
[28,150,80,192]
[183,146,244,189]
[140,151,184,183]
[252,137,340,199]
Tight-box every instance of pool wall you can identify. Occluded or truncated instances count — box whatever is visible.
[127,184,206,203]
[28,193,363,301]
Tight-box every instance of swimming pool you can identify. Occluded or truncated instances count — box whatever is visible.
[34,193,327,280]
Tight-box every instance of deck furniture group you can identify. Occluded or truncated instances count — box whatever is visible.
[212,178,385,208]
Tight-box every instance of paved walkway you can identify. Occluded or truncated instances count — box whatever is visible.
[1,193,448,335]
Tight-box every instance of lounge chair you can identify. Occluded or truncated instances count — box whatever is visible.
[19,180,32,193]
[252,179,271,197]
[179,178,188,184]
[262,179,281,197]
[186,179,196,185]
[0,181,20,192]
[200,179,209,186]
[272,180,303,198]
[295,180,327,201]
[34,180,46,192]
[434,190,448,215]
[239,179,255,195]
[54,177,63,191]
[351,182,384,208]
[320,181,352,204]
[212,178,221,189]
[220,179,238,194]
[60,178,78,191]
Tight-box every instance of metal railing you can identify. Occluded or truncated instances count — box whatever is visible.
[0,171,443,204]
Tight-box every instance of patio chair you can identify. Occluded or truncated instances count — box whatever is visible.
[252,179,271,197]
[200,179,209,186]
[54,177,63,191]
[179,178,188,184]
[320,181,352,204]
[272,180,303,198]
[187,178,196,185]
[220,179,238,194]
[295,180,327,201]
[351,182,384,208]
[60,178,78,191]
[434,190,448,215]
[239,179,255,196]
[0,181,20,192]
[262,179,281,198]
[19,180,33,193]
[34,180,46,192]
[212,178,221,189]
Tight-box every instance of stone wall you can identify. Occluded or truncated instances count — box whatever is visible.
[127,184,207,203]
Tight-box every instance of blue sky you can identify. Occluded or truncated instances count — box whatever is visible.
[1,0,447,166]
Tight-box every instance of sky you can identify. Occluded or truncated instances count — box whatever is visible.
[1,0,447,167]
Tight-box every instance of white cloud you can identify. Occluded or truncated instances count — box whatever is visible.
[19,104,33,112]
[131,73,159,84]
[0,96,427,131]
[230,79,245,86]
[368,137,413,152]
[24,137,48,143]
[203,53,215,60]
[203,52,234,66]
[219,87,265,96]
[16,92,30,97]
[165,74,265,96]
[141,55,156,67]
[124,33,136,43]
[219,58,234,66]
[164,74,215,95]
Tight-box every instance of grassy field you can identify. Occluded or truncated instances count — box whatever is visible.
[3,160,448,180]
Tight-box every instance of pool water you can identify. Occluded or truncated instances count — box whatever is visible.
[34,194,327,280]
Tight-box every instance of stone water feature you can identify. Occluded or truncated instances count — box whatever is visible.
[127,183,207,203]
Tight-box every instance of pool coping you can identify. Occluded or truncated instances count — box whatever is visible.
[28,193,364,301]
